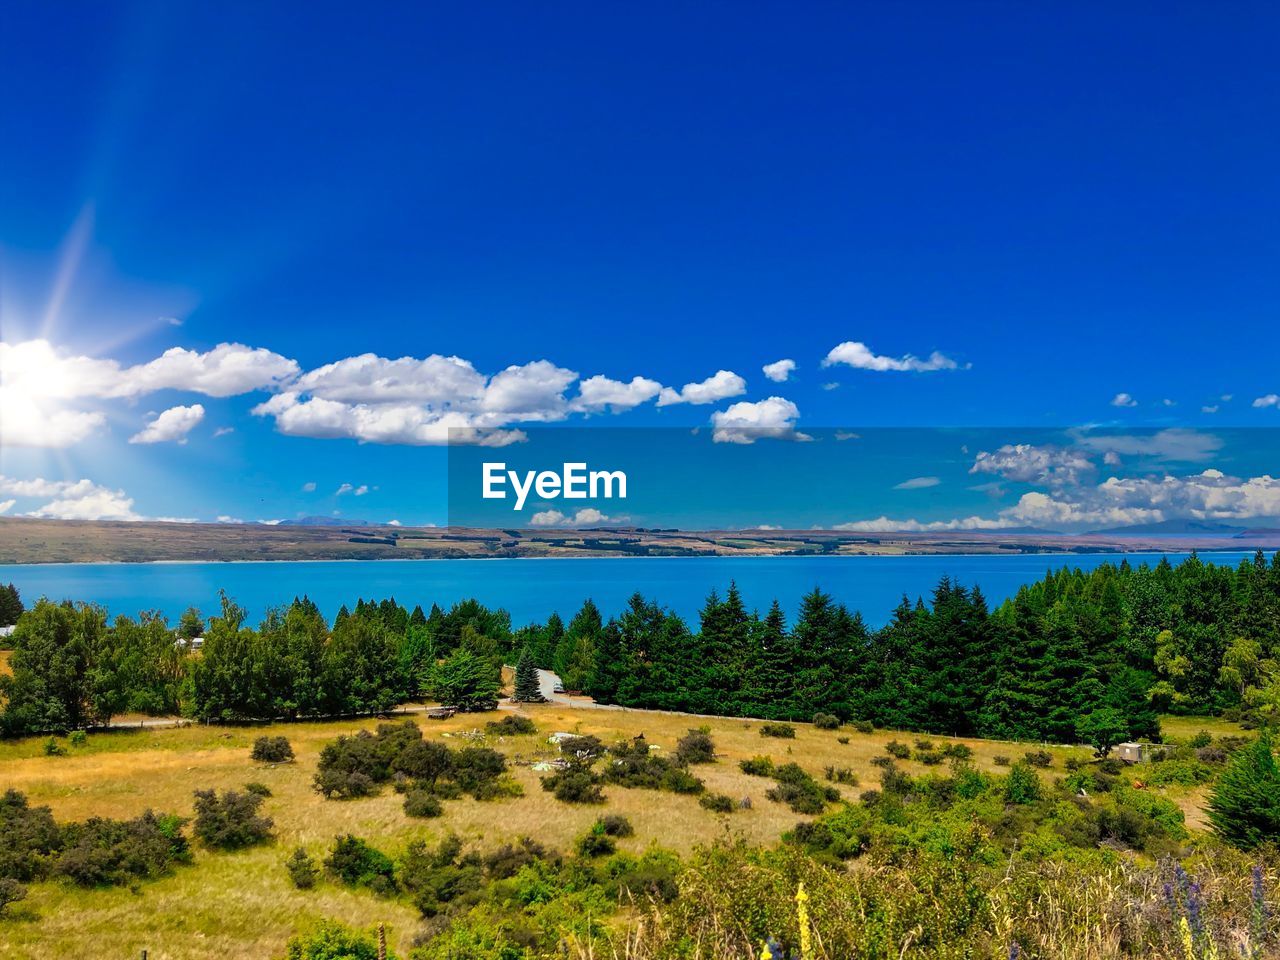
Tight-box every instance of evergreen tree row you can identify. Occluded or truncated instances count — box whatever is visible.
[2,552,1277,742]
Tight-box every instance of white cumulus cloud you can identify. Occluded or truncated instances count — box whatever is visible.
[657,370,747,407]
[129,404,205,444]
[710,396,807,444]
[762,359,796,383]
[572,375,663,413]
[821,341,960,373]
[1111,392,1138,408]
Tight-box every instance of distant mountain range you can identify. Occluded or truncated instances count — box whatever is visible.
[291,516,374,527]
[1089,518,1280,537]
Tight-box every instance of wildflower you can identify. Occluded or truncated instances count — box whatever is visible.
[795,882,811,960]
[1008,942,1021,960]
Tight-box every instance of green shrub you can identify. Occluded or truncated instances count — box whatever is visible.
[486,714,537,736]
[760,722,796,739]
[251,736,294,763]
[740,756,775,777]
[283,919,393,960]
[675,729,716,764]
[43,737,66,757]
[68,730,87,748]
[285,847,318,889]
[885,740,911,759]
[837,736,850,745]
[993,754,1011,766]
[0,878,26,917]
[324,834,396,893]
[597,814,634,837]
[942,743,973,760]
[193,788,273,850]
[403,790,444,818]
[542,767,605,804]
[852,720,874,734]
[915,750,944,765]
[56,811,190,887]
[244,782,272,797]
[1005,762,1042,805]
[1188,730,1213,749]
[1145,758,1215,787]
[812,712,840,730]
[699,792,736,813]
[577,829,616,858]
[1023,749,1053,768]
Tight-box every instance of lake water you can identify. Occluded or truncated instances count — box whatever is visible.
[0,551,1269,629]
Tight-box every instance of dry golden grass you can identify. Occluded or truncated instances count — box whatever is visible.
[0,706,1108,960]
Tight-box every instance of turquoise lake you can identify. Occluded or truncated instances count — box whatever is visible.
[0,551,1269,628]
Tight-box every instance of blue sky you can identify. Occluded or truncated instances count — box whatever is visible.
[1,2,1279,529]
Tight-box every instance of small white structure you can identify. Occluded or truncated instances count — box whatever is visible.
[1116,742,1154,764]
[174,635,204,651]
[0,625,16,639]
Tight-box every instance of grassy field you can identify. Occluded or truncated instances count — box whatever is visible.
[0,704,1224,960]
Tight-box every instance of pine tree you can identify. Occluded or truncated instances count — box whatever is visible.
[0,583,24,627]
[513,646,543,702]
[1208,730,1280,849]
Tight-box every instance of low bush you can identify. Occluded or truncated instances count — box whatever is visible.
[740,756,776,777]
[193,788,274,850]
[602,737,705,794]
[577,829,617,858]
[851,720,874,734]
[399,835,484,917]
[486,714,537,736]
[942,743,973,760]
[403,790,444,818]
[0,878,26,917]
[285,847,318,889]
[699,792,735,813]
[823,766,858,786]
[1004,762,1042,804]
[993,754,1011,766]
[1144,758,1215,786]
[837,736,850,745]
[56,811,190,887]
[244,782,272,797]
[43,737,66,757]
[885,740,911,759]
[675,728,716,764]
[251,736,294,763]
[325,835,396,894]
[282,919,392,960]
[597,814,634,837]
[1023,749,1053,768]
[542,767,605,804]
[760,722,796,739]
[812,713,840,730]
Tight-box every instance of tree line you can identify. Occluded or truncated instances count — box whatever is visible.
[1,552,1277,742]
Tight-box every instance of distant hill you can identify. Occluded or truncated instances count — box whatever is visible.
[1090,519,1266,536]
[292,516,371,527]
[1236,527,1280,539]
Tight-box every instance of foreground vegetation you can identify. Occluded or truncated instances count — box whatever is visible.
[0,696,1277,959]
